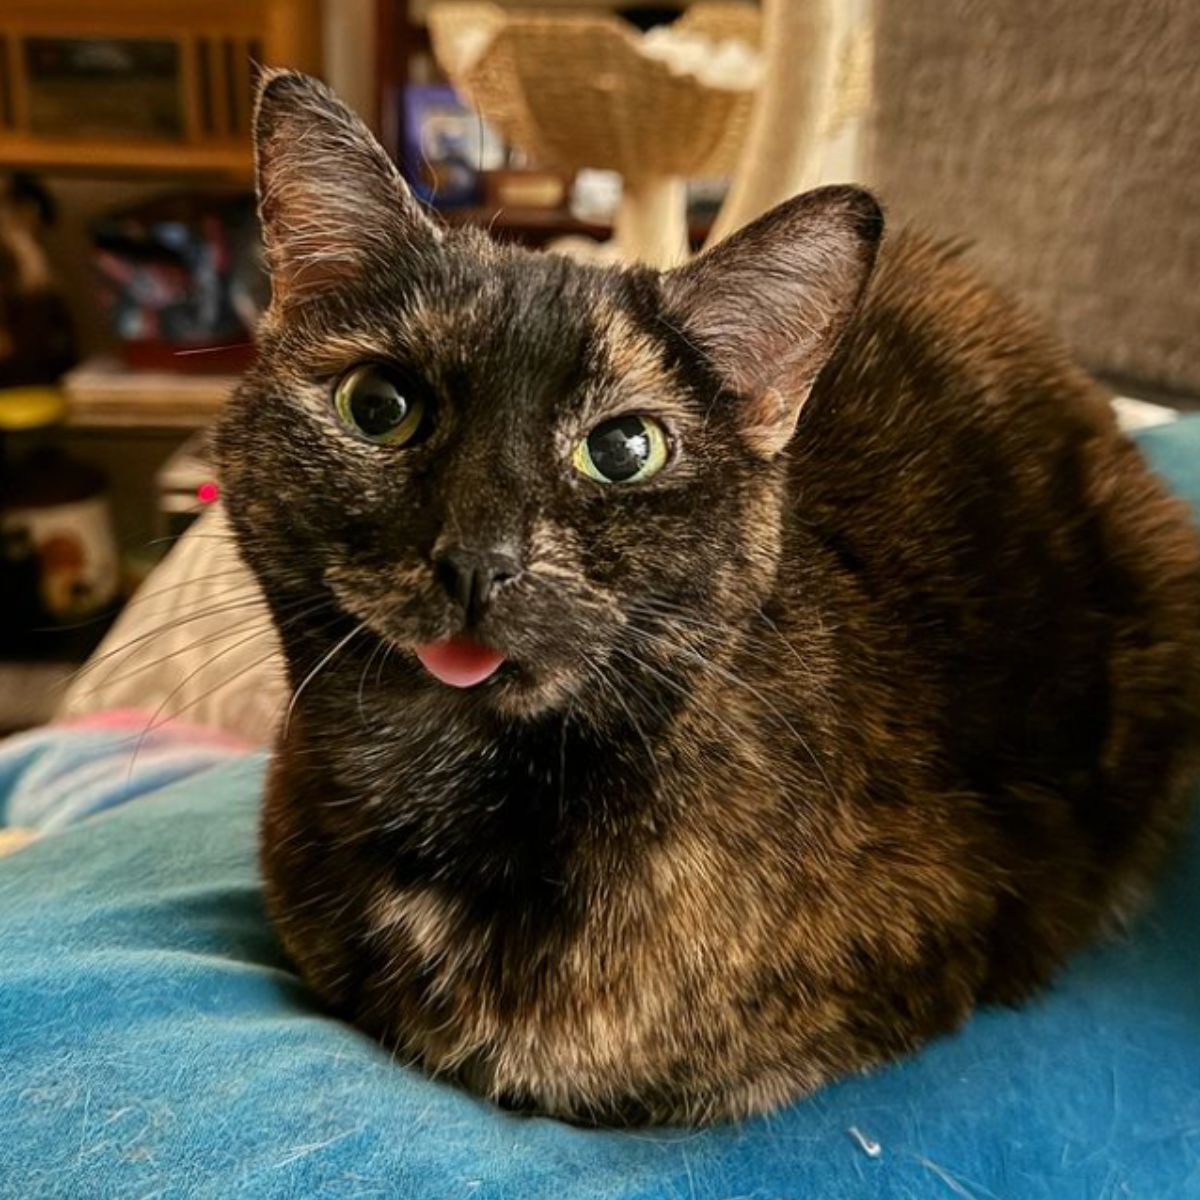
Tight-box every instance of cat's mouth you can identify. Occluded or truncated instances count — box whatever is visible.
[413,635,507,688]
[322,565,581,714]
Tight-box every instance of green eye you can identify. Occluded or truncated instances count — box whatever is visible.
[334,363,428,446]
[573,414,669,484]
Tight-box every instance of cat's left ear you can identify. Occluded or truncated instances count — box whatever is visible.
[253,69,441,312]
[663,186,883,456]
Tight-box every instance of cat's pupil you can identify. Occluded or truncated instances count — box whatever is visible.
[352,376,407,436]
[588,416,651,482]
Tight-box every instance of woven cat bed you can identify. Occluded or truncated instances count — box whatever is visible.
[427,2,761,265]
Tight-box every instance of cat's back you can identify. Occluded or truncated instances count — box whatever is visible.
[788,230,1200,901]
[799,229,1124,495]
[794,228,1200,624]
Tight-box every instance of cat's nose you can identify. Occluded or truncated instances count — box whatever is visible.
[433,545,522,622]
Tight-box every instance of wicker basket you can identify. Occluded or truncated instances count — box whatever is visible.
[428,3,761,264]
[429,3,758,182]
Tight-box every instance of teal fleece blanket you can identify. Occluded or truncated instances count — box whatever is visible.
[1,753,1196,1199]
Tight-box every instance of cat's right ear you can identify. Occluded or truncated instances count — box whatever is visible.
[253,70,441,313]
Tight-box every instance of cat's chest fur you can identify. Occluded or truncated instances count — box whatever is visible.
[273,683,792,919]
[261,709,781,1108]
[261,667,994,1120]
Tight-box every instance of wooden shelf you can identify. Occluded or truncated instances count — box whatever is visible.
[0,134,250,179]
[439,205,714,248]
[0,0,320,179]
[62,357,236,429]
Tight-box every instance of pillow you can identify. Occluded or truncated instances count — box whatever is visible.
[2,417,1198,1198]
[56,504,286,745]
[1135,414,1200,512]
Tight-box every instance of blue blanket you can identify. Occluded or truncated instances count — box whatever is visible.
[2,416,1199,1199]
[1,755,1196,1199]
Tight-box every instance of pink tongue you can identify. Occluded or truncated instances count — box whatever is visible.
[414,636,506,688]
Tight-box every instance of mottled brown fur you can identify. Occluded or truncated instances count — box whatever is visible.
[216,73,1200,1126]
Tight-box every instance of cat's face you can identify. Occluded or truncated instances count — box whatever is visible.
[221,240,782,719]
[216,73,881,722]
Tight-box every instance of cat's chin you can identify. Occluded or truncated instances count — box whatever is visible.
[446,659,578,720]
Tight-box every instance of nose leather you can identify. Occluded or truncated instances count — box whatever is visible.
[433,546,521,622]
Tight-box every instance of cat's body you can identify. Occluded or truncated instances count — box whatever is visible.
[218,74,1200,1125]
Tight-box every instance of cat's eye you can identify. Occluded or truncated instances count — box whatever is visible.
[573,415,669,484]
[334,363,428,446]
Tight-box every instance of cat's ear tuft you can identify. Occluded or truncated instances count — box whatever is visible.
[253,70,440,311]
[664,186,883,456]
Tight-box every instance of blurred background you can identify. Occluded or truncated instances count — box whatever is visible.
[0,0,1196,730]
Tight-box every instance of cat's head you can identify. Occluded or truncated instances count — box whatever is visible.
[216,72,881,723]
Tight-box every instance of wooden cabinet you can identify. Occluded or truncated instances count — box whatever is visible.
[0,0,321,179]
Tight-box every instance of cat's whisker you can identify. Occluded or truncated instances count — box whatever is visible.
[283,620,371,737]
[627,597,836,702]
[357,633,386,724]
[60,596,286,694]
[521,569,622,618]
[374,639,395,691]
[61,588,318,694]
[28,565,256,633]
[606,642,750,760]
[754,607,838,704]
[122,622,291,777]
[66,614,278,701]
[73,591,329,702]
[120,568,259,608]
[139,532,244,549]
[125,643,290,759]
[578,656,658,771]
[108,597,332,773]
[509,575,765,752]
[556,706,571,823]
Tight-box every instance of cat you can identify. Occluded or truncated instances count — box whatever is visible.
[215,71,1200,1126]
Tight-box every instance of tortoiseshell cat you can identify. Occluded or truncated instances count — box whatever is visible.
[216,72,1200,1125]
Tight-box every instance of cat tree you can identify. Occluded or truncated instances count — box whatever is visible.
[427,2,765,266]
[703,0,839,246]
[428,0,851,263]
